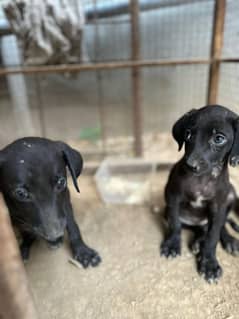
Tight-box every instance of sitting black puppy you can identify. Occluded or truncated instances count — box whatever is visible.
[161,105,239,283]
[0,137,101,268]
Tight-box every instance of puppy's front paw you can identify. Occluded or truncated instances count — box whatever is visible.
[160,237,181,258]
[198,256,222,283]
[73,244,102,268]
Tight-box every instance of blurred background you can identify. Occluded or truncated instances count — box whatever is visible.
[0,0,238,162]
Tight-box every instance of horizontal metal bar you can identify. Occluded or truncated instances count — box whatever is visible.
[0,56,237,77]
[86,0,212,20]
[0,58,211,76]
[87,19,130,25]
[83,160,173,175]
[220,58,239,63]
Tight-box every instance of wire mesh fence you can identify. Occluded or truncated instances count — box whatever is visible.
[0,0,238,161]
[218,0,239,116]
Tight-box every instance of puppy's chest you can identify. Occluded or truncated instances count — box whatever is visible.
[179,183,217,226]
[185,182,216,208]
[187,192,210,209]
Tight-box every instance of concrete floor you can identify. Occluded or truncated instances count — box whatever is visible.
[25,173,239,319]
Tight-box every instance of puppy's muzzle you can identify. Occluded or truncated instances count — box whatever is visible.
[33,217,66,242]
[47,236,64,249]
[33,226,65,241]
[44,230,65,242]
[185,157,201,173]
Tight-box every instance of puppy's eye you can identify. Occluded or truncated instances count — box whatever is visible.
[56,177,67,192]
[213,134,226,145]
[14,187,30,201]
[185,129,192,141]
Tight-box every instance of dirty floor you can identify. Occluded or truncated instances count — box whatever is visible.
[25,173,239,319]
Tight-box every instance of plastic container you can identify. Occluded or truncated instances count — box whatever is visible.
[94,157,156,204]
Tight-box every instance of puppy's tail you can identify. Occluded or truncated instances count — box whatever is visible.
[227,218,239,233]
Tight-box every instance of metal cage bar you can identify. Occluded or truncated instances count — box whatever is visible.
[207,0,226,104]
[0,194,38,319]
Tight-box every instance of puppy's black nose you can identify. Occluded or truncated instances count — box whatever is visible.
[186,158,200,172]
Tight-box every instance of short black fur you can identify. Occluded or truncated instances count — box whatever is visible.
[0,137,101,268]
[161,105,239,283]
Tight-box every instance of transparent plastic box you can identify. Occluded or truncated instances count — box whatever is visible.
[94,157,156,204]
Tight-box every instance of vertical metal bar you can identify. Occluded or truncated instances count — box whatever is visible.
[207,0,226,105]
[0,194,38,319]
[1,36,35,137]
[34,75,46,137]
[93,0,107,154]
[130,0,143,157]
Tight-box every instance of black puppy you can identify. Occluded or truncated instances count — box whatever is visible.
[0,137,101,268]
[161,105,239,283]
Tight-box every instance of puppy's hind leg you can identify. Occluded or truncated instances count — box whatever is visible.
[220,225,239,256]
[20,232,36,262]
[220,198,239,256]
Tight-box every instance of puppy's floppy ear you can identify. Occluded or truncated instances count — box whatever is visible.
[172,109,197,151]
[229,118,239,167]
[56,142,83,192]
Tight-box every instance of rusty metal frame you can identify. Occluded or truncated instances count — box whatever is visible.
[93,0,107,154]
[0,0,232,158]
[0,58,211,76]
[207,0,226,105]
[0,2,232,315]
[130,0,142,157]
[0,194,38,319]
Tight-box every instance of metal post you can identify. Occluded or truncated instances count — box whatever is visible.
[0,194,38,319]
[130,0,143,157]
[207,0,226,105]
[34,75,47,137]
[93,0,107,153]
